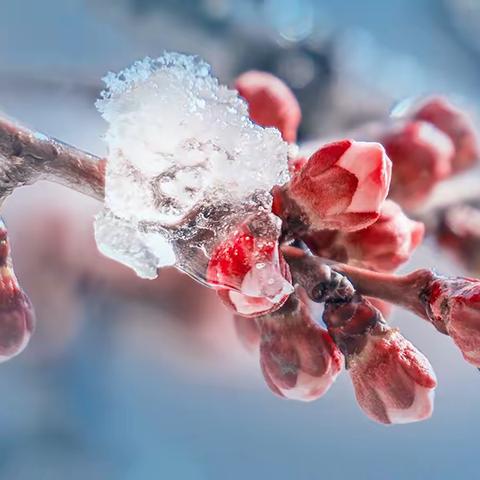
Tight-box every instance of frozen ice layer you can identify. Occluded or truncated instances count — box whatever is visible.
[97,53,289,224]
[94,52,289,279]
[94,210,175,279]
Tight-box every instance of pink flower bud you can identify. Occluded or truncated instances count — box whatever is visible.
[235,70,301,143]
[281,140,392,232]
[340,200,425,272]
[206,217,293,317]
[349,329,437,424]
[427,276,480,366]
[380,121,454,209]
[323,295,436,424]
[302,201,423,272]
[410,96,479,172]
[0,223,35,362]
[259,298,342,401]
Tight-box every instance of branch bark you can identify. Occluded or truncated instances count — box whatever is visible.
[331,263,434,319]
[0,116,105,204]
[283,246,434,320]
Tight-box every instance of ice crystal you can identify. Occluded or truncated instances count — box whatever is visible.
[94,52,289,279]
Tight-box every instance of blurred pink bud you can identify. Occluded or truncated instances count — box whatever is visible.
[349,329,436,424]
[437,204,480,274]
[285,140,392,232]
[340,200,425,272]
[233,315,261,352]
[303,201,423,272]
[259,298,343,401]
[410,96,479,172]
[0,223,35,361]
[427,276,480,366]
[235,70,301,143]
[207,217,293,317]
[380,121,454,209]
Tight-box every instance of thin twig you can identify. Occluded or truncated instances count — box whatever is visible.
[283,246,434,319]
[0,116,105,204]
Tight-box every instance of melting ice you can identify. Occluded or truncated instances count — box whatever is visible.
[94,52,289,279]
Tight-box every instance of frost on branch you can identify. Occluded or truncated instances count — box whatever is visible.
[95,53,289,280]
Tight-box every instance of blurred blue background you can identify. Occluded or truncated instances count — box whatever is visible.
[0,1,479,478]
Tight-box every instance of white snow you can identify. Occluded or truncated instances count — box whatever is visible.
[94,52,289,279]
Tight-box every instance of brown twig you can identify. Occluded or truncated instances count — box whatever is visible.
[0,116,105,204]
[283,246,434,320]
[331,263,434,319]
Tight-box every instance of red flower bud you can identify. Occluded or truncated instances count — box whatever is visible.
[323,295,436,424]
[410,96,479,172]
[235,70,301,143]
[282,140,392,232]
[380,121,454,209]
[302,201,423,272]
[0,222,35,362]
[349,329,437,424]
[206,216,293,317]
[259,297,342,401]
[427,276,480,366]
[340,200,425,272]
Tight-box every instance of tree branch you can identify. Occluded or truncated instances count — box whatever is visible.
[331,263,434,319]
[283,246,435,320]
[0,116,105,204]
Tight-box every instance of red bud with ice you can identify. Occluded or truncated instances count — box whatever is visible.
[235,70,301,143]
[206,216,293,317]
[259,296,342,401]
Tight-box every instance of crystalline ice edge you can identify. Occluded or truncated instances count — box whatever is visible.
[94,210,175,279]
[94,52,289,279]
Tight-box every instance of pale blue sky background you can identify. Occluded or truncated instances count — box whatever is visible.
[0,1,478,478]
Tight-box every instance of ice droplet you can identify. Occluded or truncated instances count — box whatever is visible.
[94,210,175,279]
[95,52,289,280]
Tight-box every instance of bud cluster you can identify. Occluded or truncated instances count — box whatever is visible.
[0,61,479,428]
[379,96,478,210]
[200,71,479,425]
